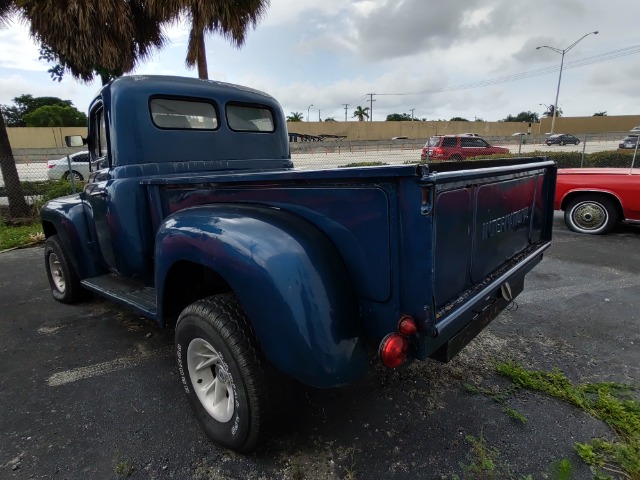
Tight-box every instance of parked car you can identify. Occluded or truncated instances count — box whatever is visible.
[630,126,640,133]
[545,134,580,146]
[555,168,640,234]
[421,135,509,161]
[619,135,639,149]
[46,151,90,181]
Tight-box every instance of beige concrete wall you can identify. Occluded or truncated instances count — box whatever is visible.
[539,115,640,134]
[6,114,640,148]
[290,115,640,141]
[287,120,536,141]
[7,127,88,149]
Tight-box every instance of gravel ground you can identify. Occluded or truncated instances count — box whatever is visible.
[0,212,638,480]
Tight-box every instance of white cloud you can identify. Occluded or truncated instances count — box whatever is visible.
[0,0,638,122]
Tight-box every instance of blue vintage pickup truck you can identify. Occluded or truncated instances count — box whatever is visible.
[41,75,556,452]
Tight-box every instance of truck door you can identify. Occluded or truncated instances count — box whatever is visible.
[83,104,119,273]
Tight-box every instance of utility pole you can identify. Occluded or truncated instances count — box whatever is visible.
[367,94,376,122]
[318,109,321,122]
[342,104,349,122]
[410,108,415,121]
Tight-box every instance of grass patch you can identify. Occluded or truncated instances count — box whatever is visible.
[114,460,134,477]
[0,220,43,250]
[497,361,640,480]
[338,161,388,168]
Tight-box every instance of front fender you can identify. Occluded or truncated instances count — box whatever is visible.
[40,194,102,279]
[155,204,368,388]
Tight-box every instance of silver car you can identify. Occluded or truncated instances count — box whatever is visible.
[46,151,91,181]
[619,135,639,150]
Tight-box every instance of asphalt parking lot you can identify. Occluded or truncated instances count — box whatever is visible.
[1,213,639,480]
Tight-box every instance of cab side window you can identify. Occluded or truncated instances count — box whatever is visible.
[92,108,107,159]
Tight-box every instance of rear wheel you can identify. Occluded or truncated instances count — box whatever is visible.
[564,195,619,235]
[175,294,270,452]
[44,235,85,303]
[450,154,463,161]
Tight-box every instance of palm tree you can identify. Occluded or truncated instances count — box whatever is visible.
[353,106,369,122]
[286,112,303,122]
[0,0,166,219]
[0,0,13,26]
[0,104,28,218]
[148,0,269,79]
[17,0,166,83]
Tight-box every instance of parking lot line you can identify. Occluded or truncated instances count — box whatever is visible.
[47,345,171,387]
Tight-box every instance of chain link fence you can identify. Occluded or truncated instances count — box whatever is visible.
[1,130,638,222]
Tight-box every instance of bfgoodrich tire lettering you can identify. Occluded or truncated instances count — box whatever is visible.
[564,195,619,235]
[175,294,269,452]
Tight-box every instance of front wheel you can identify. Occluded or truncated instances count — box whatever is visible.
[44,235,85,303]
[175,294,270,452]
[63,170,84,181]
[564,195,619,235]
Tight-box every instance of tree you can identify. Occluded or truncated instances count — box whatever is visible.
[147,0,268,80]
[23,105,87,127]
[0,104,29,218]
[286,112,303,122]
[16,1,166,84]
[593,111,607,116]
[449,117,469,122]
[542,106,562,118]
[386,113,412,121]
[502,111,539,123]
[353,106,369,122]
[1,94,78,127]
[1,0,166,219]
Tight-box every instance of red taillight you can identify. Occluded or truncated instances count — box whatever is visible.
[379,333,408,369]
[433,147,444,157]
[398,315,417,336]
[47,162,55,169]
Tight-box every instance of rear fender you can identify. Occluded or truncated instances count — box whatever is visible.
[155,204,368,388]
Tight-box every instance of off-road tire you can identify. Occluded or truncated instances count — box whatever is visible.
[564,194,619,235]
[44,235,85,303]
[175,294,270,452]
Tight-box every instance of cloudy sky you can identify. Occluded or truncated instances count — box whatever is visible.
[0,0,638,122]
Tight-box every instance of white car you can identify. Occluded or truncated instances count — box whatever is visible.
[46,151,91,181]
[630,126,640,133]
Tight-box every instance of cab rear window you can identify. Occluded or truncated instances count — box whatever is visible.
[150,98,218,130]
[226,103,275,132]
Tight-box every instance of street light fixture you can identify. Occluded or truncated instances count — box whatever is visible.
[307,104,313,122]
[536,31,598,134]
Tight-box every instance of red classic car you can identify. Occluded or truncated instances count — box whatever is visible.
[555,168,640,234]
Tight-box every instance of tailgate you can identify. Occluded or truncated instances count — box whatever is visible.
[427,159,554,309]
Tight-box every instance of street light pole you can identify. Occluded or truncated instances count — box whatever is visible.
[536,31,598,134]
[307,104,313,122]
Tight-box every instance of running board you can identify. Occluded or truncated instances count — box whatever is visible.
[81,274,157,320]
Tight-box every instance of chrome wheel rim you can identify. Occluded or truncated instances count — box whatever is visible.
[573,202,606,231]
[48,253,66,293]
[187,338,235,422]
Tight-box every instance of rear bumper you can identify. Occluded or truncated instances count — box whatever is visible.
[415,241,550,362]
